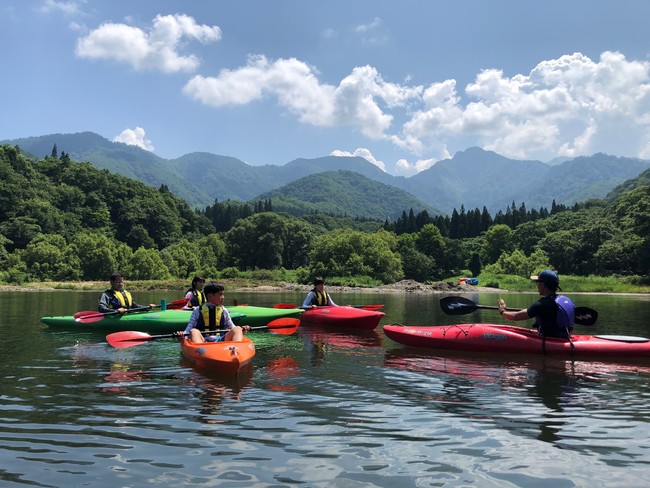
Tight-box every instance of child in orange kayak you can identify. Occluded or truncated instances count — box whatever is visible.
[174,282,250,343]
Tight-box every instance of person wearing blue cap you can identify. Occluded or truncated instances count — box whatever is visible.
[497,270,575,338]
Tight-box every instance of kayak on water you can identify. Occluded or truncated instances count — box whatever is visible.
[383,323,650,360]
[41,309,246,332]
[300,306,385,330]
[228,305,302,327]
[180,336,256,374]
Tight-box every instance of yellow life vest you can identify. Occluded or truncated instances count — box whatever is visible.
[188,289,206,307]
[113,290,133,308]
[314,289,329,306]
[200,305,224,332]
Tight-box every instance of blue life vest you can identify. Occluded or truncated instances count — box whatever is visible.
[555,295,575,335]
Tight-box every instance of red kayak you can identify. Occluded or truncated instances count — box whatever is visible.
[300,306,385,330]
[383,323,650,360]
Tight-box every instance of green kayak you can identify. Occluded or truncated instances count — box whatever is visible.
[40,309,246,333]
[228,305,303,327]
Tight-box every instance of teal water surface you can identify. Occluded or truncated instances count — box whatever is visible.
[1,289,649,487]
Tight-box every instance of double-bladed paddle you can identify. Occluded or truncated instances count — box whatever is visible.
[74,299,188,324]
[439,296,598,326]
[105,317,301,349]
[273,303,384,311]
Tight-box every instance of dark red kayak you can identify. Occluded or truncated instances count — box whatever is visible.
[300,306,385,330]
[383,323,650,360]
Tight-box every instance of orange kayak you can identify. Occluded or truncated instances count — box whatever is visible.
[180,337,256,374]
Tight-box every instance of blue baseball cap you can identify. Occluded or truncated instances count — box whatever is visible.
[530,270,561,291]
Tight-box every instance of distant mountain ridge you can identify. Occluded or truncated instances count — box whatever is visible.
[3,132,649,216]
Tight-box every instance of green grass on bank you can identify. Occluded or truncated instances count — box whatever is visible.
[3,269,649,293]
[464,272,650,294]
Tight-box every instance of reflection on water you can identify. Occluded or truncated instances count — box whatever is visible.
[180,364,254,423]
[300,326,385,366]
[384,346,650,460]
[264,356,300,391]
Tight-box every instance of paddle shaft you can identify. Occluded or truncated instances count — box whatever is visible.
[274,303,383,310]
[105,318,301,348]
[439,296,598,326]
[76,305,152,322]
[476,303,596,325]
[75,299,187,323]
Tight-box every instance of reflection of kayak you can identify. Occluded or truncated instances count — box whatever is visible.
[229,305,302,327]
[304,328,384,349]
[41,309,246,332]
[300,306,385,330]
[383,324,650,360]
[180,337,256,374]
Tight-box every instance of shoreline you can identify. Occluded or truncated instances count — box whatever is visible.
[2,279,646,296]
[0,279,498,294]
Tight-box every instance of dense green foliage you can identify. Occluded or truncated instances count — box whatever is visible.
[1,144,649,286]
[256,170,437,220]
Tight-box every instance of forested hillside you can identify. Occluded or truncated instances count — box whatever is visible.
[5,132,649,215]
[1,144,648,285]
[256,170,438,220]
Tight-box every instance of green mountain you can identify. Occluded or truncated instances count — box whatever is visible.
[4,132,650,216]
[0,144,213,256]
[2,133,395,209]
[256,170,439,220]
[405,147,650,212]
[606,165,650,201]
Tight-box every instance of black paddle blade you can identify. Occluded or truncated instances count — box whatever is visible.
[439,296,478,315]
[574,307,598,326]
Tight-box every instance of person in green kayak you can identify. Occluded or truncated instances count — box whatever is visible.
[174,282,250,343]
[302,276,339,308]
[497,269,575,338]
[182,276,206,309]
[98,272,156,314]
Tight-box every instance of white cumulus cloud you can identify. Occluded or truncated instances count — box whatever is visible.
[330,148,386,171]
[76,14,221,73]
[183,55,422,141]
[397,51,650,161]
[179,49,650,173]
[395,157,441,177]
[113,127,155,152]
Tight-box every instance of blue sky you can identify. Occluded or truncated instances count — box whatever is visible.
[2,1,650,176]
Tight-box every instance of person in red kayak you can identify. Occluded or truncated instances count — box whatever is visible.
[98,272,156,314]
[182,276,206,309]
[497,269,575,338]
[174,282,250,343]
[302,276,339,308]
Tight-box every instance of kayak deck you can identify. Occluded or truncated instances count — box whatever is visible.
[41,309,245,332]
[383,323,650,360]
[228,305,302,327]
[300,306,385,330]
[180,337,256,374]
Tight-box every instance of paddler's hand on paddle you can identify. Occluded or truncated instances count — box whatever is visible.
[497,298,507,316]
[173,331,185,342]
[241,325,251,334]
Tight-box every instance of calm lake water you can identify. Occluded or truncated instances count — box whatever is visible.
[1,289,650,487]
